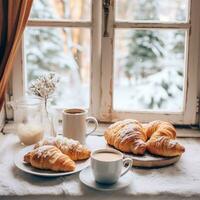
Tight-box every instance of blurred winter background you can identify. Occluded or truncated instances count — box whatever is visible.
[25,0,188,111]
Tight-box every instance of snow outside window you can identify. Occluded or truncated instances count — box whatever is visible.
[13,0,200,124]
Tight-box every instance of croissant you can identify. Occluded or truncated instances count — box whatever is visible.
[145,120,185,157]
[104,119,147,155]
[24,145,76,172]
[34,136,91,161]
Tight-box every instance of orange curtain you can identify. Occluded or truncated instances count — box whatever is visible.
[0,0,33,109]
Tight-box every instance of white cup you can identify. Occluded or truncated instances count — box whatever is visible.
[62,108,98,144]
[91,148,133,185]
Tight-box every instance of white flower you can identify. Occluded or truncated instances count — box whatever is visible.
[29,72,59,99]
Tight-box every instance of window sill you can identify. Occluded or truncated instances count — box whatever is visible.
[0,133,200,200]
[0,107,5,132]
[3,122,200,138]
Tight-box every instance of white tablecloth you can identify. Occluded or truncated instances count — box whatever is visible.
[0,133,200,200]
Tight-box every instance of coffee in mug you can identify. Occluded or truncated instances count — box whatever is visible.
[92,152,122,162]
[62,108,98,144]
[91,148,133,184]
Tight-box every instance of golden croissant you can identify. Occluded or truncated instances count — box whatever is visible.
[145,120,185,157]
[24,145,76,172]
[104,119,147,155]
[34,136,91,161]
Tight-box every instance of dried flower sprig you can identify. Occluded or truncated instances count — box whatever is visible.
[29,72,59,114]
[29,72,59,100]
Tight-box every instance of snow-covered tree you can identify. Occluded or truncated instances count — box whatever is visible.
[25,0,71,81]
[125,0,165,81]
[172,2,185,59]
[123,0,185,110]
[25,0,89,107]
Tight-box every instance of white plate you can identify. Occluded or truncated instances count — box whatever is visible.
[79,167,132,191]
[14,145,90,177]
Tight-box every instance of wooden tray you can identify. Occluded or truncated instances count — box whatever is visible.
[123,152,181,168]
[103,143,181,168]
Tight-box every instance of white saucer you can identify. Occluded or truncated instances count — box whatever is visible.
[79,167,132,191]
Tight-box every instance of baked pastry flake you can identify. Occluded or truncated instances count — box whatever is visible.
[145,120,185,157]
[104,119,147,155]
[24,145,76,172]
[34,136,91,161]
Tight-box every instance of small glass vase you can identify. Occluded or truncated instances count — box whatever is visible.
[42,99,57,137]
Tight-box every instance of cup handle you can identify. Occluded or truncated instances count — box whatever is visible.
[120,158,133,177]
[86,117,98,136]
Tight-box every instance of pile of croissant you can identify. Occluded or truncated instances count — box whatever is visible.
[104,119,185,157]
[24,119,184,172]
[24,136,91,172]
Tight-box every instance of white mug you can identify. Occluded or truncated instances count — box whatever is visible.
[91,148,133,184]
[62,108,98,144]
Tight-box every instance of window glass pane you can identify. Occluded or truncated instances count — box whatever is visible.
[114,29,186,112]
[25,27,90,108]
[30,0,91,21]
[116,0,189,22]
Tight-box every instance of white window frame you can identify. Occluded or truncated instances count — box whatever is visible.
[12,0,102,119]
[11,0,200,125]
[98,0,200,125]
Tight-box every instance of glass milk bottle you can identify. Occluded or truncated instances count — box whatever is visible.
[9,96,44,145]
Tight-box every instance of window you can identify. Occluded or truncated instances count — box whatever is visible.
[26,1,92,108]
[13,0,200,125]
